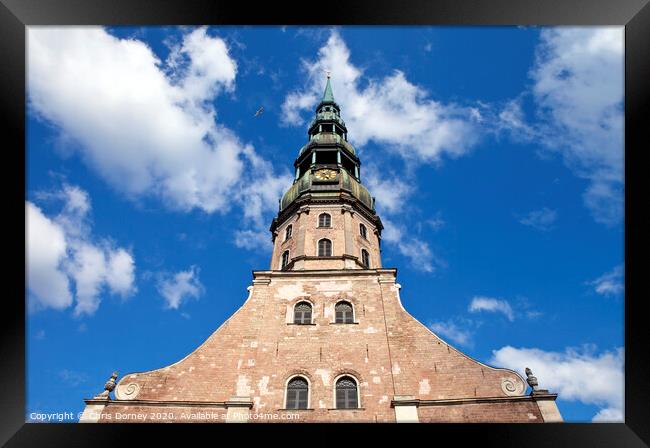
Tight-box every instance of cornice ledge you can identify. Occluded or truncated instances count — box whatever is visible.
[252,271,273,284]
[85,398,229,408]
[390,393,559,408]
[254,268,391,278]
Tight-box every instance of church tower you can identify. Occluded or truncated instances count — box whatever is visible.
[269,75,382,274]
[81,78,563,423]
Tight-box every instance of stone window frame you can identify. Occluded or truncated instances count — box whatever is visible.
[328,297,359,325]
[290,299,315,325]
[317,238,333,257]
[332,373,362,410]
[285,224,293,241]
[360,248,370,268]
[333,300,355,324]
[359,223,367,239]
[284,296,322,326]
[284,374,312,410]
[318,212,332,228]
[281,250,290,270]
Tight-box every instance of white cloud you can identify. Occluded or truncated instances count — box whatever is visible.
[365,168,445,274]
[381,217,447,274]
[67,242,113,316]
[234,229,272,251]
[499,28,624,226]
[592,407,624,423]
[234,146,293,249]
[493,98,537,140]
[587,265,624,297]
[429,320,473,347]
[364,169,413,215]
[490,345,624,422]
[26,184,136,316]
[517,207,558,232]
[281,28,623,231]
[27,26,290,248]
[281,30,480,163]
[165,26,237,102]
[157,266,204,309]
[105,248,137,295]
[67,243,135,315]
[26,202,73,310]
[468,296,515,321]
[392,237,435,273]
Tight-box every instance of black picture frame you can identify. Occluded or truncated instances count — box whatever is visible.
[3,0,648,445]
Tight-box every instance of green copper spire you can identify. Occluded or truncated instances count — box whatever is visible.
[321,74,335,103]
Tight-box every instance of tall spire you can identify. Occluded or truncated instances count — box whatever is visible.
[321,72,335,103]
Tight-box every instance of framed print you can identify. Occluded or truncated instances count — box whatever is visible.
[4,0,649,445]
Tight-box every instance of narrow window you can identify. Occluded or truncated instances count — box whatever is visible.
[285,224,293,241]
[318,213,331,228]
[294,302,312,325]
[286,377,309,410]
[281,250,290,270]
[361,249,370,268]
[359,223,367,239]
[318,239,332,257]
[335,301,354,324]
[335,376,359,409]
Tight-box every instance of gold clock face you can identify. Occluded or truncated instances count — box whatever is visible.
[314,169,337,181]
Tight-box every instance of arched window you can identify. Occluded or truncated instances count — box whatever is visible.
[335,301,354,324]
[318,239,332,257]
[281,250,290,270]
[294,301,312,325]
[361,249,370,268]
[335,376,359,409]
[359,223,367,239]
[286,376,309,410]
[318,213,331,228]
[285,224,293,241]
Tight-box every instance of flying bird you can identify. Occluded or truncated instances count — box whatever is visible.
[254,106,264,118]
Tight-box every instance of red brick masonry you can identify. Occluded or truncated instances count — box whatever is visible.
[83,268,561,423]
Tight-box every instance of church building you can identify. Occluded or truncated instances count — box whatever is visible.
[80,77,563,423]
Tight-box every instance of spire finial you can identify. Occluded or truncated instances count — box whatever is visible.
[321,71,335,103]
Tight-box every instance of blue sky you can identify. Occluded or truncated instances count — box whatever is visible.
[26,26,624,423]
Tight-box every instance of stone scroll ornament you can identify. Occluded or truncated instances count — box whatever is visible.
[115,380,141,400]
[501,376,526,396]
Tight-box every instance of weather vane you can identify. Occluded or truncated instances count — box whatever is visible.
[325,69,331,79]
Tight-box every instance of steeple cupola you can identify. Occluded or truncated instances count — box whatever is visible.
[270,76,383,272]
[308,76,348,142]
[295,76,360,187]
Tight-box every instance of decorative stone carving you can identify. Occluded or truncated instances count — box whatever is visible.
[115,382,141,400]
[501,376,525,396]
[525,368,538,389]
[94,371,118,399]
[525,367,549,395]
